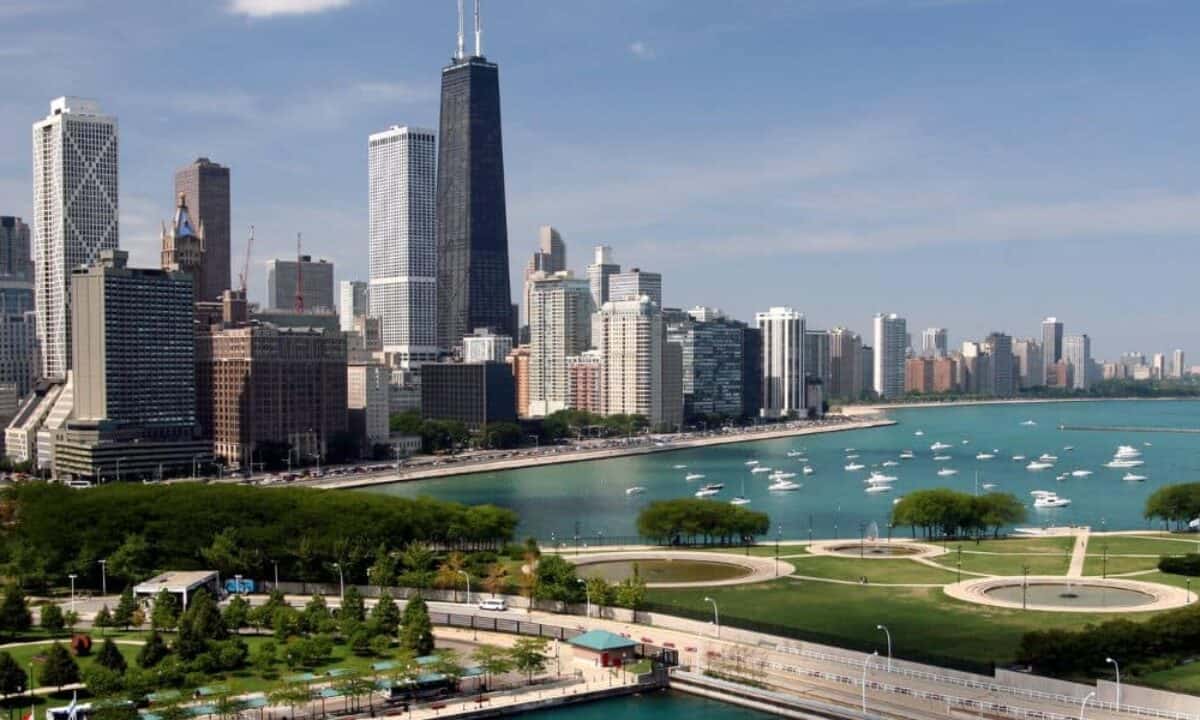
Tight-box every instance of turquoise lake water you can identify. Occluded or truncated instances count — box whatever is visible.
[525,691,774,719]
[364,400,1200,540]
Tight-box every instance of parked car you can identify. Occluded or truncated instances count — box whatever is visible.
[478,597,508,611]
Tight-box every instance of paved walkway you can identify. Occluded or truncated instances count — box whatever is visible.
[1068,528,1090,578]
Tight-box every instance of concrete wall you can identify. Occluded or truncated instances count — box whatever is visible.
[994,668,1093,700]
[1098,679,1200,715]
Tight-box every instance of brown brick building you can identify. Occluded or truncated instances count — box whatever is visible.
[507,346,530,418]
[905,357,934,394]
[933,357,959,393]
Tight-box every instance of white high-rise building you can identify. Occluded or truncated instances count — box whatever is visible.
[756,307,805,418]
[367,125,437,369]
[463,328,513,364]
[528,271,592,417]
[1173,349,1186,379]
[32,97,119,379]
[338,280,368,332]
[347,362,391,448]
[921,328,948,357]
[1152,353,1166,379]
[608,268,662,308]
[585,245,620,310]
[594,296,664,424]
[1013,338,1044,388]
[873,313,907,398]
[1064,334,1091,391]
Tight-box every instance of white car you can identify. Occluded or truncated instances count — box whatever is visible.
[478,598,508,611]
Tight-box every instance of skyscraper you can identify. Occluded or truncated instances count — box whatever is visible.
[594,296,665,424]
[921,328,948,357]
[528,271,591,417]
[665,308,746,419]
[0,217,33,283]
[829,327,863,401]
[984,332,1016,398]
[873,313,907,398]
[1064,334,1091,391]
[521,225,565,326]
[32,97,119,379]
[756,307,805,418]
[1152,353,1166,380]
[0,217,36,398]
[368,125,438,368]
[1173,349,1186,379]
[436,5,512,353]
[804,329,832,389]
[266,256,335,312]
[174,158,231,302]
[339,280,369,332]
[608,268,662,308]
[1042,317,1063,381]
[1013,338,1044,388]
[160,193,203,286]
[586,245,620,309]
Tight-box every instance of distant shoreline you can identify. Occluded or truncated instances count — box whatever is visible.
[841,396,1194,416]
[320,417,897,491]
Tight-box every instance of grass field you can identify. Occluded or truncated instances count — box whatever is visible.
[948,551,1071,576]
[958,537,1076,554]
[785,556,958,584]
[5,639,141,688]
[1088,535,1200,556]
[1082,555,1162,576]
[1138,662,1200,694]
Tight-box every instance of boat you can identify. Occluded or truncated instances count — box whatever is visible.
[893,497,904,505]
[694,487,721,498]
[1039,453,1058,462]
[745,460,760,466]
[865,484,892,494]
[1012,455,1027,461]
[701,482,725,491]
[1034,493,1071,508]
[1026,461,1054,471]
[982,483,997,490]
[730,496,751,505]
[930,442,952,451]
[1055,474,1068,481]
[1145,442,1153,447]
[768,479,802,492]
[672,464,687,470]
[625,486,647,495]
[1123,472,1148,482]
[685,473,706,481]
[1021,420,1037,426]
[786,450,805,458]
[899,451,915,459]
[961,440,970,445]
[1030,490,1053,498]
[1114,445,1143,459]
[915,430,925,436]
[750,466,773,474]
[770,471,798,480]
[802,466,815,475]
[867,472,898,483]
[844,463,866,471]
[845,454,860,460]
[1063,446,1075,452]
[1070,470,1093,478]
[1105,459,1144,468]
[844,448,856,453]
[933,454,952,461]
[975,453,996,461]
[882,460,899,467]
[937,468,959,477]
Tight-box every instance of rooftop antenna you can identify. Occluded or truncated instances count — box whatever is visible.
[456,0,465,60]
[239,225,254,295]
[294,232,304,313]
[474,0,482,57]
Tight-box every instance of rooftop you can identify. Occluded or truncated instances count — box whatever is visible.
[134,570,217,593]
[567,629,636,652]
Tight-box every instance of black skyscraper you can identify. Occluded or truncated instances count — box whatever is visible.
[436,49,512,354]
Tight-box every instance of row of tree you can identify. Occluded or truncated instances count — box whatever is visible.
[1144,483,1200,530]
[890,489,1026,539]
[636,499,770,545]
[0,484,517,590]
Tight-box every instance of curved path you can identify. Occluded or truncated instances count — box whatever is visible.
[563,550,794,588]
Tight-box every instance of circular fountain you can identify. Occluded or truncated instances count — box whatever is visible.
[807,539,946,559]
[945,576,1193,612]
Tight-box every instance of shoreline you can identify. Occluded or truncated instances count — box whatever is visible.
[842,396,1195,416]
[318,417,896,490]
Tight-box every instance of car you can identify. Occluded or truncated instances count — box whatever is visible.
[478,598,508,611]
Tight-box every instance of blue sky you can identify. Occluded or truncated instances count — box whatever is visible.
[1,0,1197,362]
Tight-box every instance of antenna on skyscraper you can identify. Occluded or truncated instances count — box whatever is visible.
[456,0,465,60]
[474,0,482,57]
[294,232,304,313]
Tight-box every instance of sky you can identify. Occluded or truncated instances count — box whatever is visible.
[1,0,1198,362]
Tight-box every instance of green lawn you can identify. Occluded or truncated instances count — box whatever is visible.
[1088,535,1199,556]
[1125,571,1198,591]
[1137,662,1200,694]
[1081,555,1162,576]
[785,556,958,584]
[2,639,140,687]
[958,537,1076,554]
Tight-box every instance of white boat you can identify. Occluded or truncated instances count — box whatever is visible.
[933,454,952,461]
[914,430,925,436]
[694,487,721,498]
[672,464,687,470]
[1114,445,1143,459]
[930,442,952,451]
[1055,474,1068,481]
[1063,446,1075,452]
[982,483,997,490]
[730,496,751,505]
[1034,494,1071,508]
[685,473,706,481]
[865,485,892,494]
[802,466,815,475]
[793,457,809,463]
[867,472,897,483]
[701,482,725,491]
[786,450,805,458]
[1145,442,1153,447]
[1039,454,1058,462]
[899,451,915,459]
[770,471,798,480]
[768,480,802,491]
[1123,473,1148,482]
[844,448,856,453]
[1030,490,1054,498]
[845,454,860,460]
[1105,459,1144,468]
[893,497,904,505]
[845,463,866,471]
[1026,461,1054,471]
[1012,455,1027,461]
[961,440,970,445]
[1070,470,1093,478]
[882,460,899,467]
[625,486,647,495]
[937,468,959,477]
[745,460,760,466]
[1021,420,1037,426]
[975,453,995,461]
[751,466,773,474]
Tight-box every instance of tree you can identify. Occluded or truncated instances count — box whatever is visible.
[137,631,169,668]
[40,642,80,690]
[430,649,465,691]
[533,555,584,603]
[614,573,647,610]
[267,682,312,720]
[434,552,467,599]
[367,544,398,590]
[175,589,226,660]
[96,638,128,674]
[113,587,137,630]
[107,534,154,584]
[371,592,401,635]
[200,529,245,578]
[586,577,615,612]
[39,603,65,634]
[471,645,514,690]
[251,640,278,677]
[508,637,549,683]
[399,542,435,591]
[0,651,28,695]
[81,666,125,698]
[482,563,510,597]
[223,595,250,632]
[0,585,31,637]
[94,605,114,635]
[301,594,331,635]
[399,596,434,656]
[636,499,769,545]
[339,585,365,625]
[64,610,79,633]
[150,589,180,630]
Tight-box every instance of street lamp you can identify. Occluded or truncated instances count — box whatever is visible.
[1022,565,1029,610]
[457,570,470,605]
[576,578,591,618]
[68,574,77,614]
[98,559,108,596]
[861,650,878,714]
[234,574,243,595]
[332,562,345,602]
[876,625,892,672]
[703,596,720,638]
[116,457,127,483]
[1106,657,1120,711]
[1079,691,1095,719]
[270,559,280,588]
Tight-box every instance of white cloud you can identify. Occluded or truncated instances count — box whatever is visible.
[628,41,656,61]
[228,0,354,19]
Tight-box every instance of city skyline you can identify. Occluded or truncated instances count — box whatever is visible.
[1,2,1198,359]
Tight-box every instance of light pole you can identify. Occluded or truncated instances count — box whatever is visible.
[1022,565,1029,610]
[576,578,591,618]
[861,650,878,714]
[115,457,127,483]
[457,570,470,605]
[271,559,280,588]
[1106,657,1120,711]
[332,562,344,602]
[234,574,243,594]
[876,624,892,672]
[703,596,720,638]
[68,574,77,614]
[98,559,107,596]
[1079,691,1095,719]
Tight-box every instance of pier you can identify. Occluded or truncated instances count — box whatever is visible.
[1058,424,1200,434]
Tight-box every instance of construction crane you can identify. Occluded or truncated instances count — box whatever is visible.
[238,225,255,295]
[294,232,304,313]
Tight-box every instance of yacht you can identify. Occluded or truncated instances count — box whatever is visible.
[915,430,925,436]
[625,486,647,495]
[1123,472,1148,482]
[751,466,773,474]
[768,479,802,492]
[882,460,899,467]
[1070,470,1093,478]
[1114,445,1143,459]
[672,464,688,470]
[1034,493,1071,508]
[961,439,970,445]
[865,484,892,494]
[975,452,996,461]
[867,471,898,483]
[1030,490,1053,498]
[1063,446,1075,452]
[701,482,725,491]
[982,483,998,490]
[933,454,952,461]
[1012,455,1027,462]
[802,466,815,475]
[845,462,866,471]
[1026,461,1054,471]
[899,451,915,459]
[1055,473,1068,481]
[786,450,805,458]
[770,471,798,480]
[745,460,760,466]
[685,473,706,481]
[1021,420,1037,426]
[730,496,752,505]
[1105,459,1145,469]
[1039,453,1059,462]
[694,487,721,498]
[937,468,959,477]
[930,442,952,451]
[844,448,856,453]
[845,454,860,460]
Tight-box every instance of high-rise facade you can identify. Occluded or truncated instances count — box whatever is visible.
[463,327,513,364]
[435,27,513,353]
[1013,338,1044,388]
[368,126,437,367]
[984,332,1016,398]
[585,245,620,310]
[1064,334,1091,391]
[665,309,745,419]
[1042,317,1063,381]
[160,194,203,286]
[33,97,119,379]
[873,313,907,398]
[804,329,832,389]
[521,226,565,326]
[0,217,33,283]
[740,327,762,420]
[528,272,592,417]
[921,328,948,358]
[608,268,662,308]
[266,255,335,312]
[756,307,805,418]
[1173,349,1186,379]
[339,280,369,332]
[1152,353,1166,379]
[347,362,391,449]
[829,327,863,401]
[0,217,36,397]
[174,158,231,302]
[595,296,664,424]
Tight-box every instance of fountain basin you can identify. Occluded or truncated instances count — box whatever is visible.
[945,576,1193,613]
[806,540,946,559]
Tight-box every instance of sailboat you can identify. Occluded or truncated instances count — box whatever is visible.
[730,476,750,505]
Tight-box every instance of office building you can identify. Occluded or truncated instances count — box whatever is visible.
[368,125,437,367]
[528,271,591,417]
[339,280,369,332]
[463,327,513,364]
[5,379,65,464]
[594,296,665,424]
[1042,317,1063,381]
[421,362,515,429]
[804,329,832,389]
[266,255,334,312]
[174,158,231,302]
[586,245,620,309]
[984,332,1016,397]
[660,339,684,430]
[521,226,566,326]
[665,308,745,419]
[608,268,662,308]
[829,327,863,401]
[0,314,37,399]
[347,362,391,451]
[1046,360,1071,388]
[33,97,119,379]
[0,216,36,397]
[1173,349,1186,379]
[873,313,907,399]
[740,327,762,420]
[860,345,875,398]
[435,12,513,353]
[905,357,934,394]
[1013,338,1044,388]
[756,306,805,418]
[160,193,203,290]
[0,217,33,283]
[54,250,208,479]
[921,328,948,358]
[1152,353,1166,380]
[567,350,602,414]
[933,357,959,393]
[1064,334,1092,391]
[346,315,382,362]
[506,346,530,418]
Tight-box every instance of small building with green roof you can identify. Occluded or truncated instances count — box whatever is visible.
[567,629,637,668]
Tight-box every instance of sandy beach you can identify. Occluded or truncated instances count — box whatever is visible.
[315,416,896,490]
